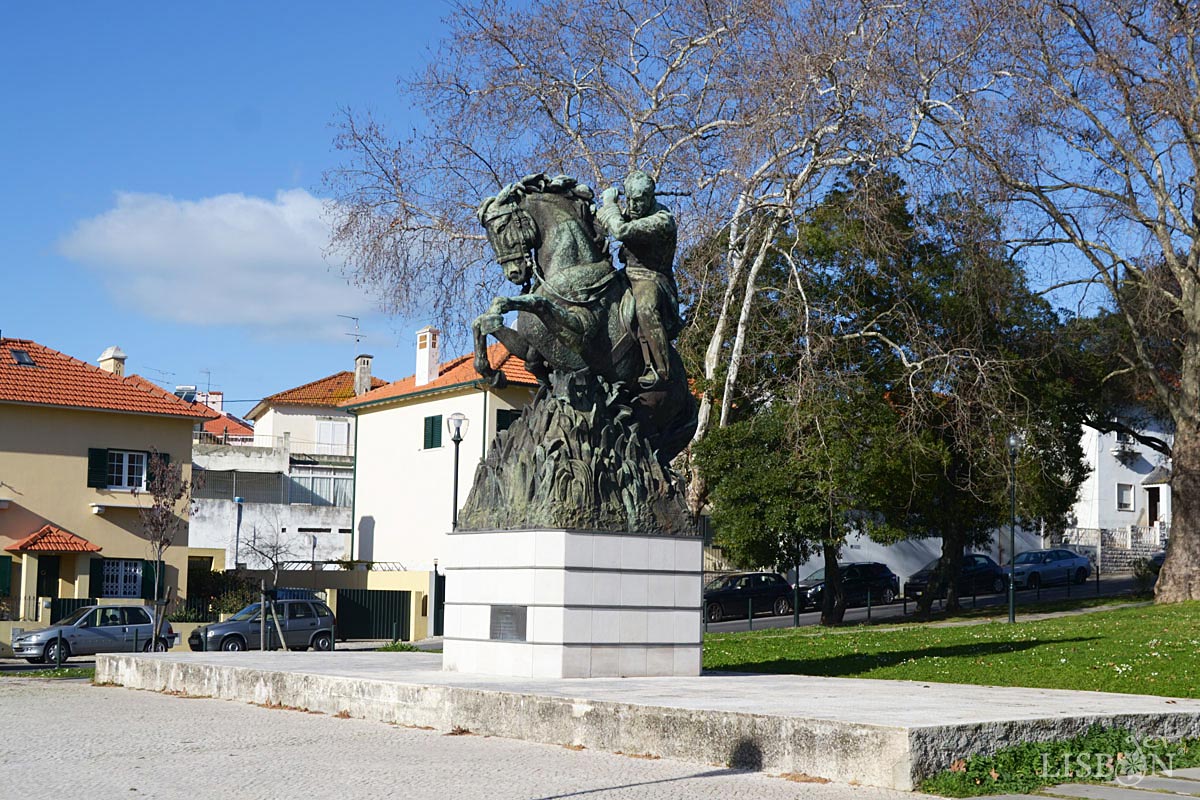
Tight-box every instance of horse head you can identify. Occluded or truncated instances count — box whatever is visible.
[478,193,538,286]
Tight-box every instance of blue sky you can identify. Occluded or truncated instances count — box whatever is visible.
[0,3,451,414]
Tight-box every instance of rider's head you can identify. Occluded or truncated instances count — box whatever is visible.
[625,171,656,219]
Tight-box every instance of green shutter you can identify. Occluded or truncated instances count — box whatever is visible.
[89,558,105,598]
[140,560,158,601]
[423,415,442,449]
[0,554,12,597]
[87,448,109,488]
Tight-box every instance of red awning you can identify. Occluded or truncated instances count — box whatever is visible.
[5,524,102,554]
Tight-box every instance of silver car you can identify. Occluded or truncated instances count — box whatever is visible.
[1008,548,1092,589]
[11,604,176,664]
[188,599,335,652]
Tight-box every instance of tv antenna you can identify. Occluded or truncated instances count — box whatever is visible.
[143,366,175,384]
[338,315,366,354]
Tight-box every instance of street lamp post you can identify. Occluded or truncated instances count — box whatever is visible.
[233,496,244,571]
[1007,434,1019,624]
[447,413,469,530]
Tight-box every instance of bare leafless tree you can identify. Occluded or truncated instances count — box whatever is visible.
[325,0,985,511]
[931,0,1200,601]
[242,521,302,590]
[133,450,194,648]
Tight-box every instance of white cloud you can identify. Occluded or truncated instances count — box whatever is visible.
[59,190,372,334]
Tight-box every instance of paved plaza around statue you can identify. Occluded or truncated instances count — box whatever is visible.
[1,676,920,800]
[94,650,1200,791]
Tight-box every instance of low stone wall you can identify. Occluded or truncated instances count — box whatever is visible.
[96,652,1200,791]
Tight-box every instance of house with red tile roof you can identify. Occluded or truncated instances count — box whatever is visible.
[186,355,388,577]
[340,326,539,580]
[245,354,386,457]
[0,338,216,623]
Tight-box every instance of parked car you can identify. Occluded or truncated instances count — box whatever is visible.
[795,562,900,609]
[703,572,793,622]
[904,553,1006,598]
[189,599,336,652]
[11,604,176,664]
[1148,550,1166,574]
[1008,548,1092,589]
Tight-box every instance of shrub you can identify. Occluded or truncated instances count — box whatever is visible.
[1131,558,1157,596]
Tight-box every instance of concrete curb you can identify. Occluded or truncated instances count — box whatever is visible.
[96,653,1200,791]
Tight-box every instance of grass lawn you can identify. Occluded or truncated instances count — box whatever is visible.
[704,601,1200,698]
[920,595,1144,623]
[0,667,95,680]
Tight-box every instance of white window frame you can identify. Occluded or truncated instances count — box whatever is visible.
[315,417,351,456]
[101,559,142,598]
[106,450,147,491]
[1116,482,1135,512]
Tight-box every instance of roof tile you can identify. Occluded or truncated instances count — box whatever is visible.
[262,371,388,408]
[0,339,217,420]
[201,412,255,437]
[6,524,102,553]
[345,344,538,408]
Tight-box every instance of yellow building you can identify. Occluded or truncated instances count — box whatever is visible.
[0,339,215,620]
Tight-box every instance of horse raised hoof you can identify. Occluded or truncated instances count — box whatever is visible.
[476,312,506,336]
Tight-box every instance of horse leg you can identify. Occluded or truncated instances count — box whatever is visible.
[475,306,555,389]
[472,311,506,387]
[493,294,586,337]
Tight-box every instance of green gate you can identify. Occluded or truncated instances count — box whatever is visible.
[51,597,95,623]
[335,589,411,641]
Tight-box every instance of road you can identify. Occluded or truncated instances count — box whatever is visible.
[0,677,925,800]
[705,573,1138,634]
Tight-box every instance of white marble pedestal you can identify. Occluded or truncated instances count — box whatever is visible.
[441,529,703,678]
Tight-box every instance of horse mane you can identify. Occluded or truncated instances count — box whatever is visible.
[478,173,606,255]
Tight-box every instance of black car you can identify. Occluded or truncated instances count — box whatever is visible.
[905,553,1006,598]
[703,572,793,622]
[796,562,900,610]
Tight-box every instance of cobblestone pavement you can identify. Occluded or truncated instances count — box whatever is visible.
[0,677,925,800]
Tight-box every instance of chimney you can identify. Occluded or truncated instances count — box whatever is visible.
[354,353,374,396]
[414,326,440,387]
[206,391,224,413]
[97,346,127,377]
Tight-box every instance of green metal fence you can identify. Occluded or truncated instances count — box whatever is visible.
[336,589,411,641]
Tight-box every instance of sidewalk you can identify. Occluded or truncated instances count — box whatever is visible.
[96,650,1200,791]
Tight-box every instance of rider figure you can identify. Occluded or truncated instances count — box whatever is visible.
[597,170,681,389]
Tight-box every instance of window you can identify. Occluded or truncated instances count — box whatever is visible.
[290,467,352,507]
[315,418,351,455]
[1115,430,1136,445]
[1116,483,1134,511]
[124,607,151,625]
[10,349,35,366]
[105,450,146,490]
[497,408,521,433]
[102,559,143,598]
[423,415,443,449]
[287,602,315,620]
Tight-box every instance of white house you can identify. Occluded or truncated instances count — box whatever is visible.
[246,354,385,456]
[188,355,388,571]
[1071,423,1172,532]
[343,327,539,571]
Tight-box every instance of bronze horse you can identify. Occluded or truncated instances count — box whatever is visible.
[472,174,697,465]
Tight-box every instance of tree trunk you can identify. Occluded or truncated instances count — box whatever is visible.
[941,535,966,614]
[1156,417,1200,602]
[819,542,846,625]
